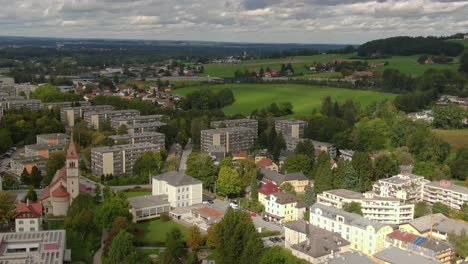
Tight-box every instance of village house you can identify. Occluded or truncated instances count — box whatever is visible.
[262,191,306,223]
[260,168,311,193]
[14,201,43,232]
[399,213,468,241]
[255,156,279,172]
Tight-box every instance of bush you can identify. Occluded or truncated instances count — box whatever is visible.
[160,212,170,222]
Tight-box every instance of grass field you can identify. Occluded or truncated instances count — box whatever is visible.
[449,39,468,49]
[433,129,468,150]
[171,84,396,116]
[203,53,460,77]
[135,219,188,244]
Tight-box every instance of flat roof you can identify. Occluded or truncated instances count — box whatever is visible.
[202,126,255,134]
[128,121,167,128]
[153,171,202,187]
[36,133,69,140]
[374,247,442,264]
[109,131,164,139]
[92,142,160,153]
[128,195,169,209]
[323,189,364,199]
[425,181,468,195]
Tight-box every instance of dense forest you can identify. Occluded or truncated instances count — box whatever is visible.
[357,36,464,57]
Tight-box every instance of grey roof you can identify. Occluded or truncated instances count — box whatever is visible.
[92,142,161,153]
[407,213,468,236]
[154,171,202,187]
[425,181,468,195]
[109,131,164,140]
[284,172,308,182]
[275,119,307,125]
[310,203,389,231]
[36,133,70,140]
[260,168,285,184]
[407,214,448,233]
[128,195,169,209]
[325,251,375,264]
[201,126,255,134]
[270,192,305,207]
[374,247,442,264]
[379,173,425,185]
[128,121,167,128]
[324,189,364,199]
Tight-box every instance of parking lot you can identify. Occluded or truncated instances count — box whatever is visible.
[262,236,285,247]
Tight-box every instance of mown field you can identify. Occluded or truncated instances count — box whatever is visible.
[203,53,460,77]
[433,129,468,150]
[171,84,396,116]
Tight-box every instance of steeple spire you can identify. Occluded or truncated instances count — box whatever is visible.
[66,134,78,159]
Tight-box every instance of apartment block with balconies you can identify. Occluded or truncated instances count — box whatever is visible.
[84,109,140,130]
[91,143,162,176]
[317,189,414,224]
[372,169,429,203]
[109,131,165,147]
[210,118,258,132]
[60,105,113,127]
[423,180,468,210]
[201,127,256,155]
[110,114,166,130]
[275,119,307,139]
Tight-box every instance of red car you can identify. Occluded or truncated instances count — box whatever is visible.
[249,212,257,217]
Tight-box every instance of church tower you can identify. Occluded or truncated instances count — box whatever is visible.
[65,138,80,202]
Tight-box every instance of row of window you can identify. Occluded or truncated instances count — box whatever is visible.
[18,220,36,224]
[18,227,36,232]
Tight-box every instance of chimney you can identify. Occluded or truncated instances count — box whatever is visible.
[27,199,30,206]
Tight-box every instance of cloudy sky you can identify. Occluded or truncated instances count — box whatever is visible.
[0,0,467,44]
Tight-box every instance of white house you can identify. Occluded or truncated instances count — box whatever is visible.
[14,201,43,232]
[152,171,203,207]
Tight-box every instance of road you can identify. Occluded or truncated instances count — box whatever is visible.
[93,229,107,264]
[178,143,192,171]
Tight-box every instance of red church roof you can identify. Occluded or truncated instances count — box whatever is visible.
[15,202,43,218]
[258,182,280,195]
[51,185,70,198]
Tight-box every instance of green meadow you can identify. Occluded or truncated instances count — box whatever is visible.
[171,84,396,116]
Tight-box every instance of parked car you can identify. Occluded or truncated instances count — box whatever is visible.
[249,212,257,217]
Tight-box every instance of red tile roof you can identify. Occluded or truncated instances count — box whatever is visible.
[15,202,43,218]
[66,141,78,159]
[257,158,273,167]
[40,186,51,200]
[388,230,418,243]
[233,151,248,158]
[51,185,70,198]
[258,182,280,195]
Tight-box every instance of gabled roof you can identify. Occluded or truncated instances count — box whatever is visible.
[284,172,308,182]
[15,202,43,218]
[260,168,284,185]
[257,181,280,195]
[66,140,78,159]
[51,185,70,198]
[256,158,273,167]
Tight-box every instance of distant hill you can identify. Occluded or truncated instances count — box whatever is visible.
[357,36,464,57]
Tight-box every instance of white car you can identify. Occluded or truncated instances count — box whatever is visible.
[230,202,239,209]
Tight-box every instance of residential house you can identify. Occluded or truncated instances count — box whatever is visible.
[399,213,468,241]
[232,150,249,161]
[260,168,310,193]
[257,181,280,206]
[152,171,203,208]
[386,229,454,264]
[262,191,306,223]
[255,157,279,172]
[284,220,350,263]
[14,201,43,232]
[338,149,354,161]
[309,203,394,256]
[317,189,414,224]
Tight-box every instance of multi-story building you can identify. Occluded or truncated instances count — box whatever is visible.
[211,118,258,132]
[110,114,166,130]
[317,189,414,224]
[9,156,48,176]
[126,121,167,134]
[91,143,162,176]
[309,203,394,256]
[84,109,140,130]
[262,191,306,223]
[399,213,468,241]
[284,220,350,263]
[275,119,307,138]
[386,229,454,264]
[283,137,337,158]
[109,132,165,146]
[201,127,256,154]
[0,230,70,263]
[0,99,42,111]
[43,101,90,110]
[36,133,70,145]
[422,180,468,210]
[0,75,15,86]
[25,143,66,158]
[260,168,311,193]
[14,201,43,232]
[373,169,429,203]
[152,171,203,208]
[60,105,114,127]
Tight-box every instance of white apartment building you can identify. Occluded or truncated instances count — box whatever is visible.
[423,180,468,210]
[372,169,429,202]
[309,203,394,256]
[152,171,203,208]
[317,189,414,224]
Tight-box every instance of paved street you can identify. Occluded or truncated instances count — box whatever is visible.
[178,143,192,172]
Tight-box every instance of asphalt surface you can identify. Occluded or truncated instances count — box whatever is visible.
[178,143,192,171]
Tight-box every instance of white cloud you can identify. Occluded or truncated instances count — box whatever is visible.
[0,0,465,44]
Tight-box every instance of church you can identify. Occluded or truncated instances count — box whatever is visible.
[40,140,82,216]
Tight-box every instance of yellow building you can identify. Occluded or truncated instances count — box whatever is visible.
[262,192,306,223]
[260,168,311,193]
[310,203,393,256]
[399,213,468,241]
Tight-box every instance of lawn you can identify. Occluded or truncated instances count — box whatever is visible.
[171,84,396,116]
[203,53,460,77]
[433,129,468,150]
[124,191,152,198]
[135,218,188,245]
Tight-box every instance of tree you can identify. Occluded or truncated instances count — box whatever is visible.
[433,105,467,129]
[450,230,468,259]
[373,154,398,180]
[44,151,65,185]
[20,168,30,185]
[351,118,390,151]
[0,191,15,227]
[343,202,363,215]
[250,174,259,201]
[133,151,165,180]
[282,154,314,176]
[260,246,308,264]
[117,124,128,135]
[352,152,372,192]
[24,186,38,202]
[432,202,451,217]
[313,152,333,194]
[303,185,316,207]
[459,53,468,74]
[162,228,187,264]
[186,152,217,190]
[94,184,102,203]
[280,182,296,195]
[295,140,315,156]
[335,160,360,191]
[30,166,42,188]
[108,230,138,264]
[0,128,13,153]
[94,196,131,229]
[187,225,205,251]
[414,202,432,218]
[216,166,243,198]
[272,132,286,161]
[321,96,334,117]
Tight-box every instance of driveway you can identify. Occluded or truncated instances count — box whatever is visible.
[178,143,192,172]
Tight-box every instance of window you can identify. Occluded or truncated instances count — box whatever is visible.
[19,227,24,232]
[30,220,35,224]
[18,220,23,225]
[30,227,35,231]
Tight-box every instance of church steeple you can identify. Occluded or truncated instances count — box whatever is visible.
[66,135,80,201]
